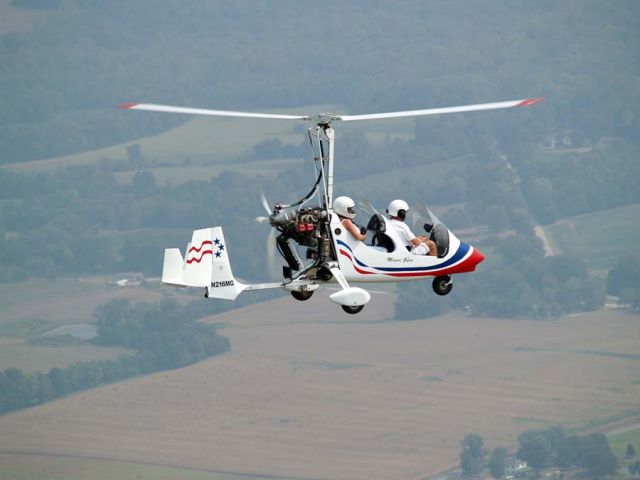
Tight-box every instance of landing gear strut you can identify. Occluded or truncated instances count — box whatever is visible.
[432,275,453,296]
[341,305,364,314]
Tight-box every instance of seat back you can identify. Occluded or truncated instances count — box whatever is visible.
[367,214,395,252]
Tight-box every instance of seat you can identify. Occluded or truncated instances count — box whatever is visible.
[367,214,394,252]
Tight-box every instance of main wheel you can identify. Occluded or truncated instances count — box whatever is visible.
[291,290,314,301]
[432,275,453,296]
[341,305,364,314]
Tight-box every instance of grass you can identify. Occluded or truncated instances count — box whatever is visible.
[114,158,300,186]
[543,204,640,271]
[0,318,49,338]
[340,153,473,202]
[0,453,295,480]
[608,427,640,457]
[572,410,640,434]
[514,346,640,361]
[0,336,130,372]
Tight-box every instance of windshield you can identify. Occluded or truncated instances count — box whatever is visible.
[411,203,450,258]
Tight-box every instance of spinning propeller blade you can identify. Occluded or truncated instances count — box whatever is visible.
[260,191,272,215]
[266,229,279,278]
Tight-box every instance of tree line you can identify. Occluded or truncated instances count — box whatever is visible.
[460,426,619,478]
[1,2,638,164]
[0,298,229,415]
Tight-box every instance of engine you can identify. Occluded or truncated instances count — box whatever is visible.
[270,205,334,274]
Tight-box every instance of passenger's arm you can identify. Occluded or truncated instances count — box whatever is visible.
[342,219,366,241]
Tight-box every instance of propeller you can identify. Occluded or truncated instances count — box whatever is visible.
[260,191,272,216]
[254,191,281,279]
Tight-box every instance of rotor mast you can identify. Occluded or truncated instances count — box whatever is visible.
[324,125,335,209]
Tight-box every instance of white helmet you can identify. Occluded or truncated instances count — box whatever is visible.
[333,196,357,219]
[387,199,410,217]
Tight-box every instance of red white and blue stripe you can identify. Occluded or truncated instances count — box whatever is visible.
[337,239,484,277]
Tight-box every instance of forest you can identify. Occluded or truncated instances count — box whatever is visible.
[1,1,638,318]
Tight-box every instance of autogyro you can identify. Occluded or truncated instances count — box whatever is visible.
[120,97,542,314]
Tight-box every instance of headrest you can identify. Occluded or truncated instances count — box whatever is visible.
[366,213,386,233]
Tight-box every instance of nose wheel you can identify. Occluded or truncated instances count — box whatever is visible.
[341,305,364,314]
[432,275,453,296]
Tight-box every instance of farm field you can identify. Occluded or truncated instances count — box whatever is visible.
[2,103,416,188]
[608,426,640,458]
[0,294,638,480]
[0,277,169,326]
[340,153,472,205]
[543,203,640,271]
[0,336,130,373]
[114,158,299,186]
[0,452,292,480]
[0,277,186,371]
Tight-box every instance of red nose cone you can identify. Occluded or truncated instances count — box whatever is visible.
[464,247,485,271]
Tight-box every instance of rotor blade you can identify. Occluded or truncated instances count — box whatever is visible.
[119,103,309,120]
[338,98,543,122]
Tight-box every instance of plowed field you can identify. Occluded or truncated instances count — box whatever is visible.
[1,293,638,480]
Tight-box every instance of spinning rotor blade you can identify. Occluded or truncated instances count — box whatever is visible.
[119,103,308,120]
[120,98,541,124]
[338,98,543,122]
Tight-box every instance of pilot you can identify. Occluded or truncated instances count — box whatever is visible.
[387,199,437,256]
[333,196,366,241]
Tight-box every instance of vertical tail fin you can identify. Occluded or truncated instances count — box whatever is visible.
[206,226,247,300]
[183,228,214,287]
[161,226,246,300]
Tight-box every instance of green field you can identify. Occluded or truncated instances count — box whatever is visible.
[114,158,300,186]
[2,103,418,188]
[2,105,337,175]
[0,453,293,480]
[0,336,130,372]
[543,204,640,271]
[340,154,473,203]
[608,427,640,458]
[0,277,170,371]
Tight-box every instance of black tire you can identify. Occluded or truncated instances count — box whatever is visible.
[432,275,453,296]
[291,290,314,301]
[341,305,364,314]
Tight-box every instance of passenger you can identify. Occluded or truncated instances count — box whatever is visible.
[333,196,366,241]
[387,199,437,256]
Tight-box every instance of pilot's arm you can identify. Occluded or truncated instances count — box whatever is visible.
[341,218,366,241]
